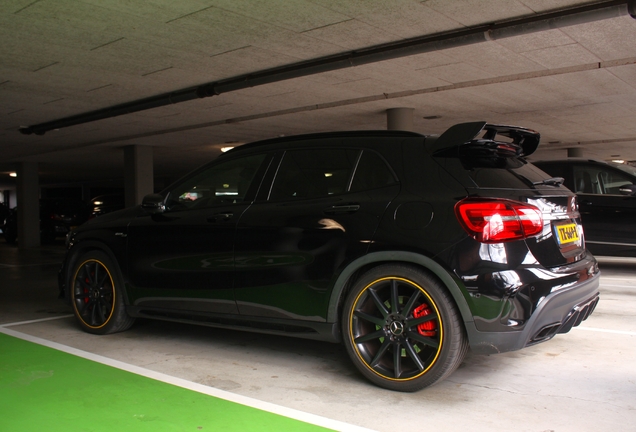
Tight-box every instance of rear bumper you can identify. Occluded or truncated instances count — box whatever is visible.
[466,271,600,354]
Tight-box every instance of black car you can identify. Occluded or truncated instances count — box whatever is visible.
[4,198,89,244]
[533,158,636,257]
[0,202,10,234]
[58,122,599,391]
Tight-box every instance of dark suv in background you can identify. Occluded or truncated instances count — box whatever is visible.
[533,158,636,257]
[59,122,599,391]
[4,198,89,244]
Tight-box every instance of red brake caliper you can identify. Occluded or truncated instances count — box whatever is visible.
[413,303,437,337]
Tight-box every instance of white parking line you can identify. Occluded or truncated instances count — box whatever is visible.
[2,316,632,431]
[575,326,636,336]
[600,277,636,282]
[599,283,636,288]
[0,262,63,268]
[0,315,74,327]
[0,325,376,432]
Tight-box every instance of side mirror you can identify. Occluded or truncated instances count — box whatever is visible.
[618,184,636,196]
[141,194,166,214]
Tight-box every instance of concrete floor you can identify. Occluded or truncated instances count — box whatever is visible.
[1,239,635,432]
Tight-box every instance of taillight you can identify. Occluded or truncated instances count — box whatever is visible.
[454,198,543,243]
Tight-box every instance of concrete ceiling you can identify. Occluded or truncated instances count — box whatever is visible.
[2,0,636,190]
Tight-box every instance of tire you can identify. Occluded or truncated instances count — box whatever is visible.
[342,264,468,392]
[69,250,135,335]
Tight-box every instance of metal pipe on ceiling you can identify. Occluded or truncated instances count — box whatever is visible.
[20,0,636,136]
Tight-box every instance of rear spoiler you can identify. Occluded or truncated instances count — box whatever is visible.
[432,121,541,157]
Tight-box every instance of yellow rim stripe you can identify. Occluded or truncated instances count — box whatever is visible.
[71,259,116,329]
[349,276,443,382]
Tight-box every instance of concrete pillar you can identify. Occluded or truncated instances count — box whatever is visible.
[567,148,583,158]
[387,108,415,131]
[16,162,40,248]
[124,145,154,207]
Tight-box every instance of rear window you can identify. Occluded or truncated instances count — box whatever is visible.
[465,159,549,189]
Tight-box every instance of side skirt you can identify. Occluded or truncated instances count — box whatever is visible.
[126,306,342,343]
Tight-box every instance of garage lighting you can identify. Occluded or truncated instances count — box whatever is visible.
[612,160,625,164]
[219,141,244,153]
[9,172,17,177]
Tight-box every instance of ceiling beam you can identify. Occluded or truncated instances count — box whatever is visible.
[19,0,636,136]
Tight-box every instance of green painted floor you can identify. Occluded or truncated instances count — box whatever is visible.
[0,332,332,432]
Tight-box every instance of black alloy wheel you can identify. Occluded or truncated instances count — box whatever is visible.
[342,264,467,392]
[70,250,134,335]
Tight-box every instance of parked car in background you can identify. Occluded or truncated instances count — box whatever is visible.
[533,158,636,257]
[4,198,89,244]
[0,202,10,235]
[87,194,125,219]
[58,122,599,391]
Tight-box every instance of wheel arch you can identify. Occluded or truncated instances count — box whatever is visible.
[61,240,125,302]
[327,252,473,325]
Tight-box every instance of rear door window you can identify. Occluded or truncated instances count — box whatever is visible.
[269,149,359,200]
[269,148,397,200]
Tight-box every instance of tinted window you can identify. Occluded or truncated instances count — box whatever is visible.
[350,150,397,192]
[533,161,578,190]
[573,164,635,195]
[270,149,359,200]
[533,162,567,180]
[165,154,266,211]
[466,159,546,188]
[612,161,636,177]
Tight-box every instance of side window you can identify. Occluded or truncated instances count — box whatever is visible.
[573,164,633,195]
[270,149,359,200]
[599,168,634,195]
[350,150,397,192]
[165,153,266,211]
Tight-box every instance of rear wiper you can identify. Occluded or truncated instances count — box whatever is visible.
[533,177,565,187]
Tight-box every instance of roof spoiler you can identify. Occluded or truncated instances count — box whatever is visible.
[433,121,541,157]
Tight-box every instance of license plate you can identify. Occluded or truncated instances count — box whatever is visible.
[555,223,579,245]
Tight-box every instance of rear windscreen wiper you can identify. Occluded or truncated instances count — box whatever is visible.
[533,177,565,187]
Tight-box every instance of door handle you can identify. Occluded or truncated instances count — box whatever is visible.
[207,212,233,222]
[323,204,360,215]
